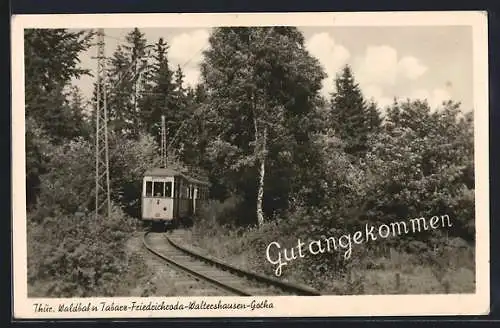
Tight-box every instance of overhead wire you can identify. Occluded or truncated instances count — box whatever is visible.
[96,29,208,96]
[87,29,211,159]
[89,29,217,167]
[85,28,208,106]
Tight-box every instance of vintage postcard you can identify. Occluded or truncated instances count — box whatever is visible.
[11,11,489,318]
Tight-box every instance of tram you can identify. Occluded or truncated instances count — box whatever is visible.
[141,166,209,226]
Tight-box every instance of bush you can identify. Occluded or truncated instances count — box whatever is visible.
[36,138,94,215]
[36,132,161,218]
[364,100,474,241]
[109,132,161,217]
[26,127,158,297]
[196,194,245,230]
[27,204,141,297]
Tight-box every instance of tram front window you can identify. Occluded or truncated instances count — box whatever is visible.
[153,181,164,197]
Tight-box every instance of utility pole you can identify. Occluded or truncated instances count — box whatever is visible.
[161,115,167,167]
[95,28,111,218]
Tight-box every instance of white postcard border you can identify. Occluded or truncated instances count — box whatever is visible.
[11,11,490,319]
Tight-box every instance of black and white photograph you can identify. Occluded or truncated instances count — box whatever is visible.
[12,12,489,318]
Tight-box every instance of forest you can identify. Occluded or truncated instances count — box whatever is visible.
[25,27,475,296]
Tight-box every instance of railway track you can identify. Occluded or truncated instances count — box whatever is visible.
[142,231,321,296]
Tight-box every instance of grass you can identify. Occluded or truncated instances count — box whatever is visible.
[186,210,475,295]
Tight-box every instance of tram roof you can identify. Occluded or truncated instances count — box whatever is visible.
[145,167,180,177]
[144,167,210,185]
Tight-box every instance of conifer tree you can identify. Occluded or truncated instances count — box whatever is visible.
[173,64,188,115]
[329,65,380,157]
[67,86,90,139]
[168,65,192,152]
[106,28,152,139]
[365,100,383,134]
[140,37,175,143]
[25,29,93,143]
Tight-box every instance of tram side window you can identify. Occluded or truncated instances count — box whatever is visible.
[145,181,153,197]
[153,181,164,197]
[165,181,173,198]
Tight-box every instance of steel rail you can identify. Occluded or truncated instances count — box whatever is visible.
[142,231,252,296]
[165,234,321,296]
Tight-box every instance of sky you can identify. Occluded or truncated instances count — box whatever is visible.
[71,26,473,111]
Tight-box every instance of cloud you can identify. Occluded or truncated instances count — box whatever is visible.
[168,29,210,86]
[305,32,350,96]
[355,45,428,87]
[356,46,399,86]
[398,56,428,80]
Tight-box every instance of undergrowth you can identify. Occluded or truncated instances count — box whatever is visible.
[190,198,475,295]
[27,204,147,297]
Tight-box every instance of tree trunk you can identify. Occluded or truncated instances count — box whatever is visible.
[255,123,267,227]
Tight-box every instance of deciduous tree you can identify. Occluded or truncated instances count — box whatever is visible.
[200,27,326,226]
